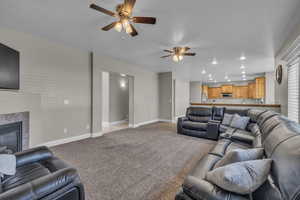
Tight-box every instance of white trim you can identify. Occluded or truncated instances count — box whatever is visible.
[159,119,174,123]
[110,120,128,126]
[37,133,91,148]
[102,121,109,128]
[133,119,160,128]
[91,132,104,138]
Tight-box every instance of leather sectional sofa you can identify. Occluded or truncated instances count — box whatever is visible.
[0,146,84,200]
[176,108,300,200]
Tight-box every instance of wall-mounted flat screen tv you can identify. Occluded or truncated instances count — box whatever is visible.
[0,43,20,89]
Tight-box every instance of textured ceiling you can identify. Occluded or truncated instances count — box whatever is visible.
[1,0,300,81]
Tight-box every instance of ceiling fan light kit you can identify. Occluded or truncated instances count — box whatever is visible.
[90,0,156,37]
[162,47,196,62]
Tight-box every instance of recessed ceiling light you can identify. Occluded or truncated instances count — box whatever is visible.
[201,69,206,74]
[240,55,246,61]
[120,73,126,77]
[208,74,212,77]
[243,78,247,81]
[225,75,228,80]
[241,71,246,74]
[212,58,218,65]
[242,74,246,78]
[240,65,245,69]
[227,79,231,82]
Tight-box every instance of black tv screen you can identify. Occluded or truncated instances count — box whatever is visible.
[0,43,20,89]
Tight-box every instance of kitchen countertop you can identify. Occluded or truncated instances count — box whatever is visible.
[190,103,281,108]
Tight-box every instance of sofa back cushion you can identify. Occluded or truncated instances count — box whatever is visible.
[225,108,248,116]
[247,109,267,123]
[187,107,212,122]
[221,114,233,126]
[230,114,250,130]
[257,110,278,127]
[262,118,300,200]
[212,107,225,121]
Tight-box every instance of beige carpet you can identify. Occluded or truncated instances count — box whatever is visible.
[51,123,215,200]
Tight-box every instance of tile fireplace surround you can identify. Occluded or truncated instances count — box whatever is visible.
[0,112,29,150]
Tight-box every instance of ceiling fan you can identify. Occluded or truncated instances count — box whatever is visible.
[90,0,156,37]
[161,47,196,62]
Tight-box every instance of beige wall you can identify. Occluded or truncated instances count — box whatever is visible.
[0,27,160,146]
[275,23,300,115]
[174,79,190,118]
[93,53,159,128]
[0,28,91,147]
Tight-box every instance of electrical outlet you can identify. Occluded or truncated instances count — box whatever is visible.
[64,128,68,134]
[64,99,70,105]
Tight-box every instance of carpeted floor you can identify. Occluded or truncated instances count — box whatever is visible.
[51,122,216,200]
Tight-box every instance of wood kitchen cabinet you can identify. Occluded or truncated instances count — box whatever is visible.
[221,85,233,93]
[255,77,265,99]
[233,86,248,99]
[208,87,221,99]
[248,82,256,98]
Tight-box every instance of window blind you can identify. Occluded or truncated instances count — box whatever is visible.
[288,61,300,122]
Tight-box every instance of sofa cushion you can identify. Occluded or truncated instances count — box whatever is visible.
[257,111,278,127]
[212,107,225,121]
[189,154,221,179]
[2,162,51,192]
[182,176,249,200]
[231,130,255,145]
[219,124,234,133]
[206,159,272,195]
[247,109,266,123]
[250,124,261,136]
[209,139,232,157]
[221,114,233,126]
[214,148,264,169]
[230,114,250,130]
[225,141,251,154]
[182,121,208,131]
[187,107,212,122]
[260,115,282,136]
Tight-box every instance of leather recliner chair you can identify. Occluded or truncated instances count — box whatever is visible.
[0,146,85,200]
[177,107,225,140]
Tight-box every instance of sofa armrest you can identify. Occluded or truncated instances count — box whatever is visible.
[183,176,248,200]
[177,117,188,134]
[15,146,53,167]
[206,120,220,140]
[0,168,79,200]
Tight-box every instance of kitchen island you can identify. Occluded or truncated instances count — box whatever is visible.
[190,103,281,113]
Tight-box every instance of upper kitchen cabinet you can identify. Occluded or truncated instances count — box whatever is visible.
[255,77,265,99]
[221,85,233,93]
[208,87,221,99]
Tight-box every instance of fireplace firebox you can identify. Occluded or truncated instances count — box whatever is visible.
[0,122,22,153]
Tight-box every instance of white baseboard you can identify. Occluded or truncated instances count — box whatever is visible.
[133,119,160,128]
[110,120,128,126]
[37,133,91,148]
[159,119,174,123]
[91,132,104,138]
[102,122,109,128]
